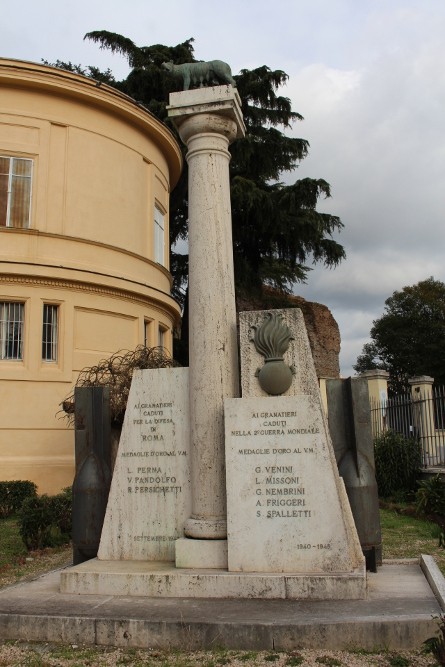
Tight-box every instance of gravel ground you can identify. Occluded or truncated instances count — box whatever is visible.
[0,643,440,666]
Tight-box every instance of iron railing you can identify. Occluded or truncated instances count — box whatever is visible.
[370,386,445,468]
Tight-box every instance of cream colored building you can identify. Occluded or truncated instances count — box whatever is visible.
[0,59,182,493]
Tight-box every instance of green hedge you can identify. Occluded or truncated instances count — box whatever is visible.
[374,430,422,499]
[0,481,37,518]
[19,487,72,550]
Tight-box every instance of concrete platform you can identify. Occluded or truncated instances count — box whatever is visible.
[0,557,444,651]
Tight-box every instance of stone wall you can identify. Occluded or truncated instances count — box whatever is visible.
[291,295,340,378]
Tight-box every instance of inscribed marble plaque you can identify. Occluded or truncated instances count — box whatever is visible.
[225,395,364,574]
[98,367,191,561]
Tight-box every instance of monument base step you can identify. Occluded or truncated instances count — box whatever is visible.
[60,559,366,600]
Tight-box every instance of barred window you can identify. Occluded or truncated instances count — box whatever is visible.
[0,156,33,228]
[42,304,58,362]
[0,302,24,360]
[154,205,165,265]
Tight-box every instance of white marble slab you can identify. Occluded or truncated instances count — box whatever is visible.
[228,308,365,579]
[98,368,191,561]
[225,396,364,574]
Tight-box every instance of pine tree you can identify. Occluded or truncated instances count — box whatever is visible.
[81,31,345,304]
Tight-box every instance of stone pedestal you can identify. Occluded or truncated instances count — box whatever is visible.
[168,87,245,554]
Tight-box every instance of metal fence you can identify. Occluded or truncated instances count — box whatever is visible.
[370,386,445,468]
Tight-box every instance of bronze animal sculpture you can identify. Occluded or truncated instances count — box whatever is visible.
[162,60,236,91]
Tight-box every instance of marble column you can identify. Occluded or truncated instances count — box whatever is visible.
[168,87,245,561]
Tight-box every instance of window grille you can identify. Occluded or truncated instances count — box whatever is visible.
[0,156,33,228]
[42,304,58,362]
[0,302,24,360]
[154,205,165,265]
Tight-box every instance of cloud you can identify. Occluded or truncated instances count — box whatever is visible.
[3,0,445,381]
[280,12,445,376]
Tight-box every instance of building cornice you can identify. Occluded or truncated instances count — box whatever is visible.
[0,227,174,286]
[0,273,181,323]
[0,58,183,188]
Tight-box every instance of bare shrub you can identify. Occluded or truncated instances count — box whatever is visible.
[62,345,179,426]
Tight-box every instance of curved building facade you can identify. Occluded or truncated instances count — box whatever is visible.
[0,59,182,493]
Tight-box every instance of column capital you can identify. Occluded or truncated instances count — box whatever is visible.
[175,113,239,148]
[167,85,245,140]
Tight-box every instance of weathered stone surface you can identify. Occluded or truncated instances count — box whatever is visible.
[168,85,244,134]
[175,538,228,569]
[237,291,340,379]
[239,309,321,398]
[60,559,366,599]
[293,296,340,378]
[97,368,191,561]
[420,554,445,611]
[227,308,365,589]
[225,396,365,576]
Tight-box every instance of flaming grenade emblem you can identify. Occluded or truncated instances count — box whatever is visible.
[251,312,296,395]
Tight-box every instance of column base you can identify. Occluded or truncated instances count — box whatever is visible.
[184,516,227,539]
[176,538,228,569]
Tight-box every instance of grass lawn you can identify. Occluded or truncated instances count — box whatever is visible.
[0,517,71,588]
[380,506,445,575]
[0,516,27,569]
[1,508,444,586]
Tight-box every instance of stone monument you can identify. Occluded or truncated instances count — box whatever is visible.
[61,73,366,600]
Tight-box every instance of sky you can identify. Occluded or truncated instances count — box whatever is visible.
[3,0,445,376]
